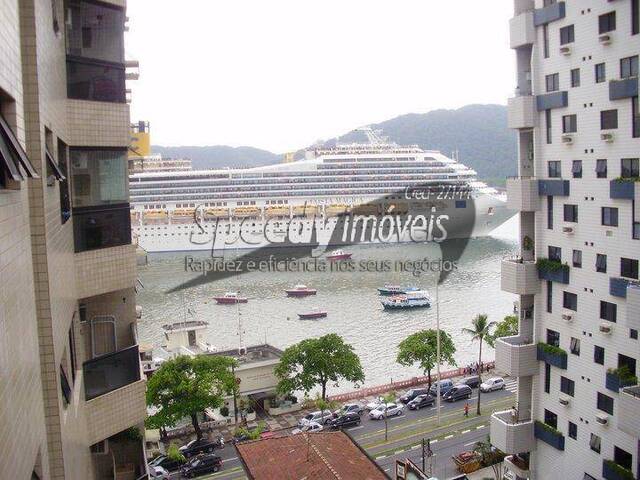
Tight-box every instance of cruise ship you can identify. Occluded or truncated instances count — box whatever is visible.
[129,128,514,252]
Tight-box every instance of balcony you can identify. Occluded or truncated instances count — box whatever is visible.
[605,370,637,393]
[84,345,146,445]
[618,386,640,437]
[627,284,640,330]
[533,1,566,26]
[504,455,530,478]
[603,460,635,480]
[495,336,538,377]
[537,343,567,370]
[537,259,570,284]
[536,91,568,111]
[610,179,639,201]
[609,277,640,299]
[508,96,536,130]
[490,410,535,454]
[538,179,570,196]
[510,10,535,49]
[609,77,639,101]
[506,177,539,211]
[75,243,136,299]
[501,259,540,295]
[534,421,565,451]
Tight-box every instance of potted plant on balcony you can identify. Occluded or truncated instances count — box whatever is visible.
[536,342,568,369]
[536,258,569,283]
[534,420,565,450]
[603,459,635,480]
[606,366,638,392]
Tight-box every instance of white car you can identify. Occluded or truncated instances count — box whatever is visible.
[297,409,333,427]
[292,421,324,435]
[369,402,403,420]
[365,397,385,411]
[480,377,505,392]
[148,465,170,479]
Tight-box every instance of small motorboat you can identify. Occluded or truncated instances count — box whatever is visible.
[381,290,431,310]
[327,249,352,261]
[285,284,317,297]
[298,309,327,320]
[377,284,404,296]
[213,292,248,304]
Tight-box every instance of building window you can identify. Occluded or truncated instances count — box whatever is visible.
[601,207,619,227]
[562,115,577,133]
[600,301,617,322]
[546,110,552,144]
[549,246,562,262]
[546,73,560,92]
[600,110,618,130]
[572,250,582,268]
[631,329,638,340]
[634,0,640,35]
[621,258,639,279]
[633,97,639,138]
[563,292,577,311]
[543,24,550,59]
[621,56,639,79]
[70,148,128,208]
[547,280,553,313]
[0,112,39,187]
[547,196,554,230]
[57,139,71,224]
[570,68,580,87]
[66,60,126,103]
[614,447,633,471]
[560,25,574,45]
[547,329,560,348]
[548,161,561,178]
[568,421,577,440]
[60,366,71,407]
[599,11,616,34]
[68,321,77,384]
[544,409,558,429]
[594,345,605,365]
[570,337,580,355]
[545,363,551,393]
[560,376,575,396]
[621,158,639,178]
[596,159,608,178]
[65,1,125,63]
[590,434,601,454]
[595,63,606,83]
[571,160,582,178]
[564,204,578,222]
[597,392,614,415]
[596,254,607,273]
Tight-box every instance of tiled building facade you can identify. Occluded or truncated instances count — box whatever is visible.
[493,1,639,479]
[0,0,146,479]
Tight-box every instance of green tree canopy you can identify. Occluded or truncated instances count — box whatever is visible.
[396,329,457,389]
[146,355,238,439]
[275,333,364,400]
[462,314,496,415]
[487,315,518,348]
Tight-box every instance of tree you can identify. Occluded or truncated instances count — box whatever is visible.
[462,314,496,416]
[146,355,238,439]
[487,315,518,348]
[396,330,457,390]
[473,436,505,480]
[275,334,364,400]
[381,392,397,442]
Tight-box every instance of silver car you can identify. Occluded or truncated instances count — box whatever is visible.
[297,409,333,427]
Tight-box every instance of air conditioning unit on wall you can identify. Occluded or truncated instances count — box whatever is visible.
[596,413,609,425]
[599,323,613,335]
[599,33,612,45]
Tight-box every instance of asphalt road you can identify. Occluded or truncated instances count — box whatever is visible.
[168,380,516,479]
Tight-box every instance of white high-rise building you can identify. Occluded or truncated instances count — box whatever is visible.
[491,1,639,479]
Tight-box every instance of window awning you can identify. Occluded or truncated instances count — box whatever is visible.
[0,113,39,180]
[46,147,66,181]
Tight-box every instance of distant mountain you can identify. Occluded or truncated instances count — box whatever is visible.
[152,104,516,182]
[151,145,280,170]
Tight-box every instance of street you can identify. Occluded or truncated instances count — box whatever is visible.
[167,378,517,479]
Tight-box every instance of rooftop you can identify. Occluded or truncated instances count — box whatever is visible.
[161,320,209,332]
[210,344,283,364]
[235,431,388,480]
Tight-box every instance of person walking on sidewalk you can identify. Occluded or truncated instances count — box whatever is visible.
[464,402,469,417]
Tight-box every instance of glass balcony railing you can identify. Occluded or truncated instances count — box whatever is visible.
[83,345,141,401]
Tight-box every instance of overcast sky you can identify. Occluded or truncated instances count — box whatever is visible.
[126,0,514,153]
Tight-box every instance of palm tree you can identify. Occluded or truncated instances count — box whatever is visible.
[462,314,496,415]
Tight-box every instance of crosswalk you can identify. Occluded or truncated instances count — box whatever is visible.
[503,377,518,394]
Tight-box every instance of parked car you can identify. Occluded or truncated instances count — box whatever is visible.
[148,465,170,479]
[399,388,430,404]
[179,437,224,458]
[443,384,473,402]
[428,379,454,396]
[292,421,324,435]
[297,410,333,427]
[333,402,364,417]
[365,397,385,411]
[148,455,185,473]
[407,394,436,410]
[180,454,222,478]
[369,402,403,420]
[328,412,362,429]
[480,377,505,392]
[459,376,481,389]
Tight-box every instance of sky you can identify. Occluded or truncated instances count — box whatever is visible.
[126,0,514,153]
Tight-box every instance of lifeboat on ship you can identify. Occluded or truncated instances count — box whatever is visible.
[233,206,260,218]
[204,207,229,219]
[265,206,290,217]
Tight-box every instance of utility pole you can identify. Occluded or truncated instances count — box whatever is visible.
[435,278,441,426]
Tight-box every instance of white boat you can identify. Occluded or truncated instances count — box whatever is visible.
[381,290,431,310]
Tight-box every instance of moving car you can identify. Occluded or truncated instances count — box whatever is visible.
[297,410,333,427]
[399,388,430,404]
[369,402,403,420]
[292,421,324,435]
[179,437,224,458]
[443,384,473,402]
[148,454,185,472]
[480,377,505,392]
[459,376,481,389]
[180,454,222,478]
[328,412,361,429]
[148,465,170,479]
[429,379,454,396]
[407,394,436,410]
[333,402,364,417]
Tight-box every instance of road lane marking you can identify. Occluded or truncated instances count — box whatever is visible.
[395,449,405,455]
[223,457,238,462]
[444,434,454,439]
[464,441,478,446]
[462,429,470,434]
[348,425,364,431]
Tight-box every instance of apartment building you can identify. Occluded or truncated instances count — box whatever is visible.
[491,1,639,479]
[0,0,146,478]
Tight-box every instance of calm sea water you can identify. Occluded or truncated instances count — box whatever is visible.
[137,216,518,393]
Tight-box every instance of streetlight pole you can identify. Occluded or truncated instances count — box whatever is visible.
[435,277,441,426]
